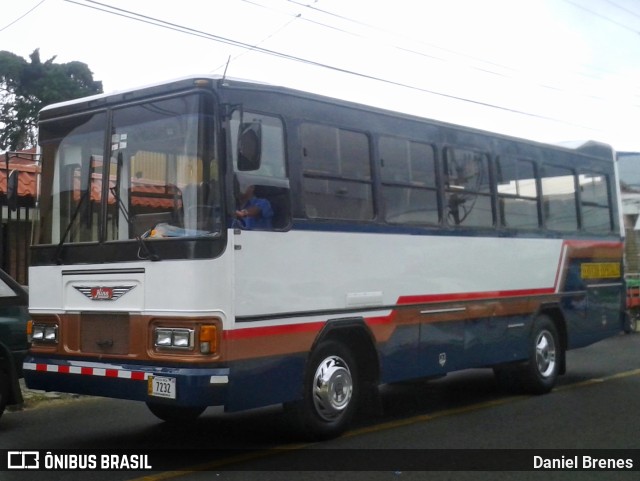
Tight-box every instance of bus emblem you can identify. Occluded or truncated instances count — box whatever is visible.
[439,353,447,367]
[74,285,136,301]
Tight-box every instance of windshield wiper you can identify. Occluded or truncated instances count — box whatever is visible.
[55,188,90,265]
[110,187,160,261]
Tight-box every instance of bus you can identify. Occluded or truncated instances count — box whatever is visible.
[24,76,625,439]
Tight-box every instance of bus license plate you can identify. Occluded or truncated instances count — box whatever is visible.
[148,376,176,399]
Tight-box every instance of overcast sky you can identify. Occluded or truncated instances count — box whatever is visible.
[2,0,640,152]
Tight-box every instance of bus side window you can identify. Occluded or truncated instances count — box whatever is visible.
[231,111,290,230]
[380,136,439,225]
[579,172,612,233]
[496,157,540,230]
[301,123,374,221]
[231,112,287,179]
[541,165,578,232]
[443,147,493,227]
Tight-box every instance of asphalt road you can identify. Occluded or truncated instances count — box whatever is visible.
[2,332,640,481]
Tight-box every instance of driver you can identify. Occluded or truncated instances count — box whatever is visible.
[234,181,273,230]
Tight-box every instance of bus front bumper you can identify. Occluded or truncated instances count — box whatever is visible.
[23,356,229,407]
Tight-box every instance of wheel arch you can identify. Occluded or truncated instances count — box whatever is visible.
[310,317,380,387]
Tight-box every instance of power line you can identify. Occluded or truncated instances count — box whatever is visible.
[562,0,640,35]
[211,12,302,73]
[279,0,640,99]
[241,0,372,44]
[63,0,617,131]
[604,0,640,19]
[285,0,511,72]
[0,0,47,33]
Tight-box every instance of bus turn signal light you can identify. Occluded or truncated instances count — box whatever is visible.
[199,325,217,354]
[26,319,33,343]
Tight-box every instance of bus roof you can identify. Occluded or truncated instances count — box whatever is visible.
[38,74,614,161]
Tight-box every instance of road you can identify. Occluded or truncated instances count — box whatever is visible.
[2,333,640,481]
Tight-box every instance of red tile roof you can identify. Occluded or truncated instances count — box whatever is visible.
[2,150,181,209]
[1,150,39,198]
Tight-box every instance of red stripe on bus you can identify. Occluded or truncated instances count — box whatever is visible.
[225,320,326,340]
[225,286,560,341]
[397,287,556,306]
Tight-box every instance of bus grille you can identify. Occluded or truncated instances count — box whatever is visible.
[80,313,130,355]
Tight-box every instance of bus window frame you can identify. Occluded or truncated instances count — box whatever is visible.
[300,122,375,222]
[379,135,440,226]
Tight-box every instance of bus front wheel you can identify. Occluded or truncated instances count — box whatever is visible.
[146,402,206,423]
[287,340,359,440]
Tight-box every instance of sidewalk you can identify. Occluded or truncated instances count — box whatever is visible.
[8,380,85,411]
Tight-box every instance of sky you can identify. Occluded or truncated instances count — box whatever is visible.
[2,0,640,152]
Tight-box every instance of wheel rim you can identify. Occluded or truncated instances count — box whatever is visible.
[535,329,557,378]
[312,355,353,422]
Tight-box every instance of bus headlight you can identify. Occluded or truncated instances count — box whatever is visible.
[154,328,194,350]
[172,329,192,348]
[32,323,58,343]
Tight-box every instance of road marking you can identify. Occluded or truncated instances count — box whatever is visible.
[344,394,528,439]
[553,367,640,391]
[126,367,640,480]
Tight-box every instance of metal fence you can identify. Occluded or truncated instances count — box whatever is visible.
[2,151,38,286]
[0,205,33,285]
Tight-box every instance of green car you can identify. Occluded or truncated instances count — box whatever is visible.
[0,268,29,419]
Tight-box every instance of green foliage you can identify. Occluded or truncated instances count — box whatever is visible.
[0,49,103,150]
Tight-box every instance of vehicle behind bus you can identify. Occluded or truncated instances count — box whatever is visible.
[0,269,30,420]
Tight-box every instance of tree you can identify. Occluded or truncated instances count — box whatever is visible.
[0,49,103,150]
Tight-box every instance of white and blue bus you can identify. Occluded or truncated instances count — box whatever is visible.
[24,76,625,439]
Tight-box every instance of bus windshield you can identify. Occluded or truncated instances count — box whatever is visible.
[36,93,220,247]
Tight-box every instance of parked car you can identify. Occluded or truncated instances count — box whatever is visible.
[0,268,29,419]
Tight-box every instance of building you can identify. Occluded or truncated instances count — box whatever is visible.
[618,152,640,274]
[0,149,38,285]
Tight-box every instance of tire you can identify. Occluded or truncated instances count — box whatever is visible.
[625,311,638,334]
[287,340,359,440]
[494,315,561,395]
[521,315,561,394]
[0,370,8,420]
[146,402,206,423]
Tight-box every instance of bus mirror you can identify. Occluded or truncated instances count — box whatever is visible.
[237,122,262,171]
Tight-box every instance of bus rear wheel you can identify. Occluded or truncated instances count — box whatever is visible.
[494,315,561,394]
[524,315,560,393]
[287,340,359,440]
[146,402,206,423]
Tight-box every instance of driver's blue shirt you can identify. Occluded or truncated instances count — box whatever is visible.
[239,197,273,230]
